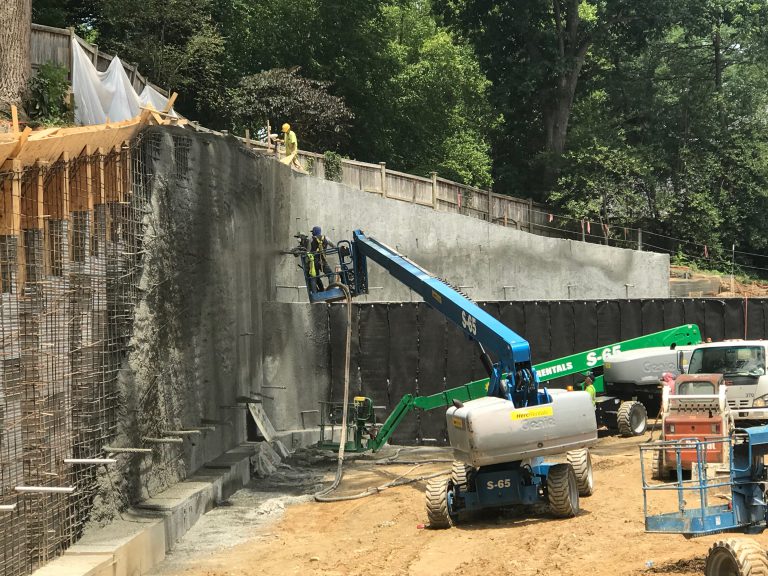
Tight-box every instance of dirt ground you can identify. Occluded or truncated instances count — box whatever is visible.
[150,435,767,576]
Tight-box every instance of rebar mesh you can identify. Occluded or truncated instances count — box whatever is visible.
[0,134,153,576]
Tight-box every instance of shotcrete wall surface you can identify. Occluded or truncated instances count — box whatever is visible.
[278,173,670,302]
[4,124,670,576]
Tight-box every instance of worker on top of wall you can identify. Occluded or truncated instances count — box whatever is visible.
[308,226,335,292]
[272,122,303,170]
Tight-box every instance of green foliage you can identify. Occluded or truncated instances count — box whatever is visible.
[28,0,768,276]
[323,151,343,182]
[228,68,353,152]
[24,63,73,125]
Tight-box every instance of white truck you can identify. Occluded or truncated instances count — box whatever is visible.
[685,340,768,422]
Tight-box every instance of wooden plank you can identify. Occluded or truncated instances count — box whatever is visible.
[84,146,94,213]
[35,162,45,229]
[9,127,32,159]
[96,148,106,205]
[247,403,276,442]
[114,145,124,202]
[10,160,25,293]
[61,152,70,218]
[163,92,178,113]
[11,106,19,133]
[0,162,16,236]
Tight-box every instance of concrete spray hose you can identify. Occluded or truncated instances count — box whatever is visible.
[313,283,448,503]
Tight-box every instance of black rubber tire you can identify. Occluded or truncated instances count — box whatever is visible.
[617,401,648,437]
[547,463,580,518]
[450,461,474,488]
[705,538,768,576]
[425,478,452,529]
[566,449,594,497]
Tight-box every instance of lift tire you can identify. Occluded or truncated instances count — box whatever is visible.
[566,449,594,497]
[617,401,648,437]
[705,538,768,576]
[425,478,452,529]
[547,463,580,518]
[450,461,474,489]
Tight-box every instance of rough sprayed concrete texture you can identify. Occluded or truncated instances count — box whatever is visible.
[277,172,670,302]
[94,125,668,517]
[99,127,288,519]
[260,302,330,433]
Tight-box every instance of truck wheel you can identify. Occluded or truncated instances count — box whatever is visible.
[651,449,666,481]
[617,401,647,437]
[547,463,580,518]
[425,478,453,529]
[566,449,594,497]
[450,461,474,489]
[705,538,768,576]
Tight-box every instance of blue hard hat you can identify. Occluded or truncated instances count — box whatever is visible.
[312,226,321,236]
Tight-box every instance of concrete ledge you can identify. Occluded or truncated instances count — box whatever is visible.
[32,443,256,576]
[32,554,114,576]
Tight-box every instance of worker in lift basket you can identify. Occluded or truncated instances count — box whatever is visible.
[308,226,335,292]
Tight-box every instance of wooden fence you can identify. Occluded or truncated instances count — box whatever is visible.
[239,137,569,239]
[30,23,169,97]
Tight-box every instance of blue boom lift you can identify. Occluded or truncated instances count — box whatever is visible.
[291,230,597,527]
[641,429,768,574]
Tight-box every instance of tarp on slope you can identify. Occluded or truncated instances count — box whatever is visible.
[71,38,177,125]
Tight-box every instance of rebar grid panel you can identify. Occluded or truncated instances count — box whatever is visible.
[0,133,155,576]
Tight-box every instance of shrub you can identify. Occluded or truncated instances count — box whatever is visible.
[324,151,343,182]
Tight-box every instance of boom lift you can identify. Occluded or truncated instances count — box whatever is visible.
[292,230,597,526]
[318,325,702,453]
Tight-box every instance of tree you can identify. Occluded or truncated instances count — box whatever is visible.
[96,0,225,124]
[228,68,354,152]
[0,0,32,112]
[435,0,674,198]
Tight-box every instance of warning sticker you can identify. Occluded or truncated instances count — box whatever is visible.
[452,417,464,429]
[510,406,554,421]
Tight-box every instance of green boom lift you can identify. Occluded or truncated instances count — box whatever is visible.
[318,324,702,452]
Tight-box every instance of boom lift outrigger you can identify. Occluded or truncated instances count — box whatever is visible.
[291,229,597,526]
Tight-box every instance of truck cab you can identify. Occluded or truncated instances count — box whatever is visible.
[686,340,768,422]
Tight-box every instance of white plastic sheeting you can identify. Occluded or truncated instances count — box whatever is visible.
[71,37,176,125]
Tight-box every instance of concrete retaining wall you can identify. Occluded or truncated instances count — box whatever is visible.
[279,169,669,302]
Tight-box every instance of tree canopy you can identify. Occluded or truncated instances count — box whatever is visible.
[31,0,768,276]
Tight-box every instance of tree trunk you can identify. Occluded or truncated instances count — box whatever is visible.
[541,0,590,188]
[0,0,32,112]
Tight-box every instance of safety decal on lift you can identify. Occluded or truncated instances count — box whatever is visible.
[510,406,554,421]
[452,417,464,429]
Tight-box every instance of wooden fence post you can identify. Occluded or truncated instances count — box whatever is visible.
[486,190,492,221]
[527,198,534,233]
[245,129,251,148]
[68,27,75,81]
[431,172,437,209]
[380,162,387,197]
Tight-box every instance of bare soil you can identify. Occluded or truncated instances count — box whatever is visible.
[151,435,767,576]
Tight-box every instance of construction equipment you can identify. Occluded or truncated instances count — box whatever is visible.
[686,340,768,424]
[652,373,731,481]
[291,229,597,525]
[640,427,768,575]
[316,325,703,452]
